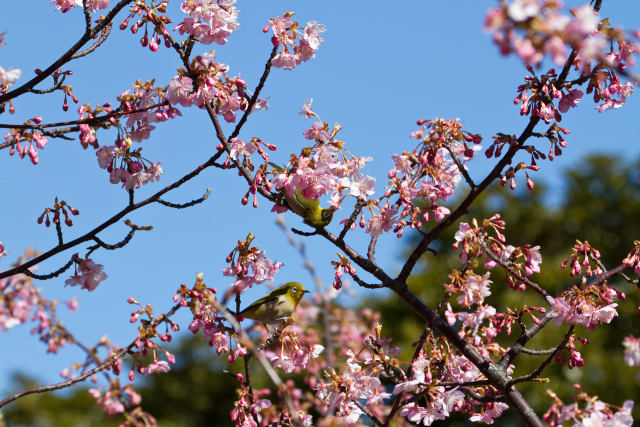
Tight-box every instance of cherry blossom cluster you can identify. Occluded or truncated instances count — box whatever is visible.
[88,382,156,424]
[117,79,181,143]
[486,2,637,112]
[52,0,111,14]
[166,52,260,123]
[0,250,78,354]
[176,274,239,355]
[4,117,48,164]
[267,102,376,213]
[229,382,273,427]
[36,197,79,228]
[96,143,164,191]
[453,215,542,291]
[175,0,239,46]
[264,327,324,374]
[546,280,621,328]
[263,13,326,70]
[443,270,493,308]
[542,389,634,426]
[486,1,638,69]
[364,118,481,239]
[315,348,390,424]
[126,296,178,377]
[222,233,283,293]
[65,257,107,291]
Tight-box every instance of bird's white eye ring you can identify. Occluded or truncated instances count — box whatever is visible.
[292,287,298,293]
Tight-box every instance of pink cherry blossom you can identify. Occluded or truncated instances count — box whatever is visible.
[141,360,171,375]
[228,138,257,161]
[0,65,21,86]
[167,76,195,107]
[558,89,583,113]
[457,272,492,307]
[176,0,240,45]
[65,258,107,292]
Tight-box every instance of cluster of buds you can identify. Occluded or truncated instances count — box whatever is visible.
[119,0,172,52]
[330,253,356,290]
[224,137,277,208]
[4,117,48,164]
[37,197,79,228]
[561,240,603,277]
[124,296,177,381]
[622,240,640,275]
[76,102,115,149]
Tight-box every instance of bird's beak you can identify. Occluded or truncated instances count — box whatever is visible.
[303,290,310,294]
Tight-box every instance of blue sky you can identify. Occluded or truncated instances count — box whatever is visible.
[1,1,639,396]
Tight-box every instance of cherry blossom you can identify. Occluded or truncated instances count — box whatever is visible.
[176,0,240,45]
[65,258,107,292]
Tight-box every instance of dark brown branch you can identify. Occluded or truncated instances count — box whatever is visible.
[0,301,182,409]
[507,326,574,387]
[520,347,557,356]
[497,311,554,370]
[228,44,278,141]
[0,156,216,280]
[367,236,378,265]
[445,145,476,189]
[459,387,504,403]
[156,188,211,209]
[338,199,364,242]
[71,23,112,60]
[22,256,75,280]
[397,32,584,285]
[353,399,384,427]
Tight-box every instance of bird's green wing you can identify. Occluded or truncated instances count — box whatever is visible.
[239,286,289,314]
[284,188,320,218]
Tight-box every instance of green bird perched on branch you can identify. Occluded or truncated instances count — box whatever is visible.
[284,188,335,228]
[239,282,309,324]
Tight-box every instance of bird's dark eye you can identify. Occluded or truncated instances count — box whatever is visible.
[292,287,298,293]
[322,211,330,219]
